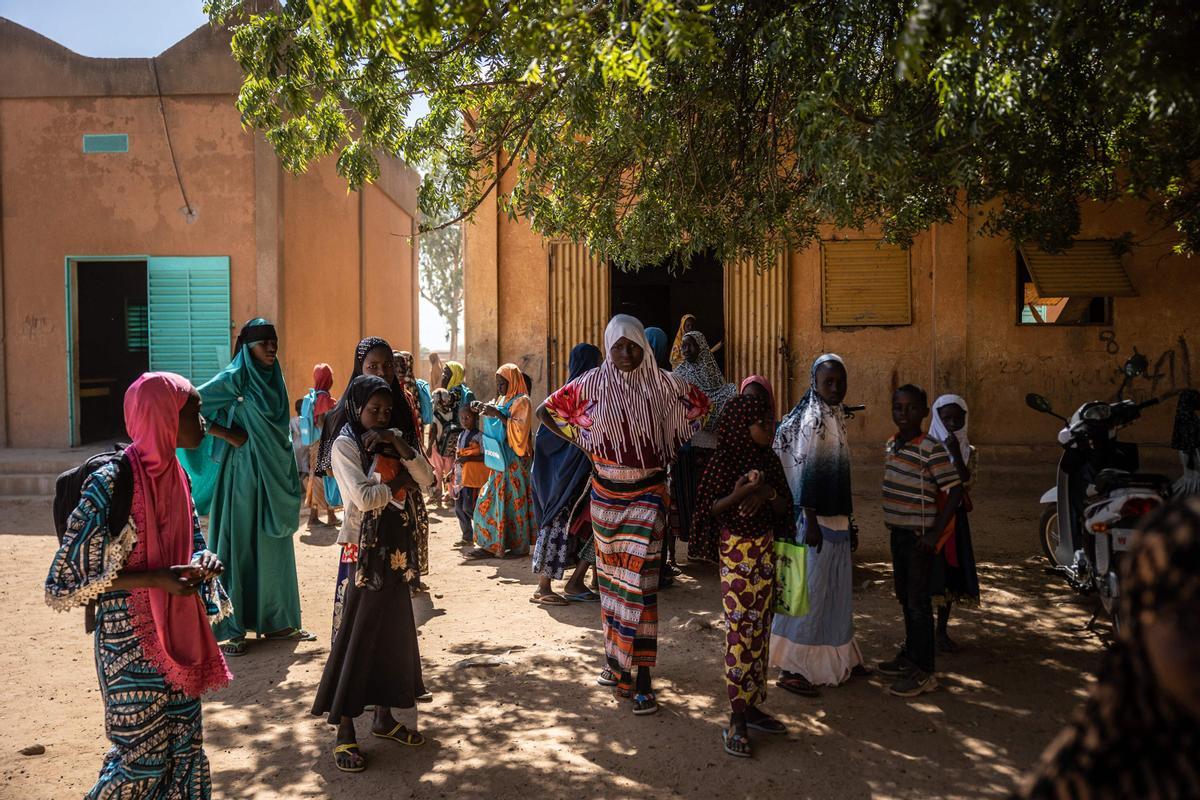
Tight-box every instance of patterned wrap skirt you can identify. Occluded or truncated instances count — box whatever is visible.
[720,528,776,713]
[532,481,590,579]
[472,461,536,557]
[591,478,668,672]
[88,594,212,800]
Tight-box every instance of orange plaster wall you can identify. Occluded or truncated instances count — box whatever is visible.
[278,166,420,406]
[0,95,256,446]
[494,172,550,406]
[279,158,361,405]
[966,200,1200,446]
[788,224,942,447]
[362,183,417,355]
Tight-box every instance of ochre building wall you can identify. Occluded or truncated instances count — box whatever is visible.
[0,93,257,447]
[0,19,422,446]
[464,196,1197,446]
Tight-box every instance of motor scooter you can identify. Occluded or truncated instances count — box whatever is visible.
[1026,391,1172,629]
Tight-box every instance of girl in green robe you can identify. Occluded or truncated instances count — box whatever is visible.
[179,318,306,655]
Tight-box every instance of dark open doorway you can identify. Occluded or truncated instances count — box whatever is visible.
[76,261,149,443]
[610,251,725,370]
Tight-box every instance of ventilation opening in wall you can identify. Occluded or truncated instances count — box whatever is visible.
[82,134,129,153]
[1016,246,1118,326]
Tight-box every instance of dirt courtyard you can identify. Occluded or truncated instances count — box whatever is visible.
[0,459,1113,799]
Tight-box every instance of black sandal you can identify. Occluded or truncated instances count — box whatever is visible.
[776,673,820,697]
[745,710,787,735]
[632,692,658,715]
[463,548,495,561]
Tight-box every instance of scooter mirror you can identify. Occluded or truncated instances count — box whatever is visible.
[1123,352,1149,378]
[1025,393,1054,414]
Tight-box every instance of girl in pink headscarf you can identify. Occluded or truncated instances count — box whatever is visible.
[46,372,232,798]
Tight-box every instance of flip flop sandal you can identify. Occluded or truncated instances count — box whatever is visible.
[746,716,787,735]
[220,638,247,657]
[372,723,425,746]
[722,729,752,758]
[776,676,820,697]
[463,548,495,560]
[258,628,317,642]
[632,693,659,716]
[416,691,434,703]
[529,593,570,606]
[596,668,619,687]
[565,591,600,603]
[333,743,366,773]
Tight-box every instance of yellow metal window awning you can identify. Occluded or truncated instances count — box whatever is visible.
[1019,240,1137,298]
[821,240,912,327]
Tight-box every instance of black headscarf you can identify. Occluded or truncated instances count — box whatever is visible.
[318,337,417,471]
[338,375,393,470]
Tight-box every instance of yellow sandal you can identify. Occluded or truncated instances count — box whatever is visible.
[333,743,365,773]
[372,722,425,746]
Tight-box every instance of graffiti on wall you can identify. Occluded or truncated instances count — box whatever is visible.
[1099,329,1194,399]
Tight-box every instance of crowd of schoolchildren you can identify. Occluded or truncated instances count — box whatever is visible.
[42,315,1200,798]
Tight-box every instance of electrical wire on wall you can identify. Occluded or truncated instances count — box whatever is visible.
[150,58,196,223]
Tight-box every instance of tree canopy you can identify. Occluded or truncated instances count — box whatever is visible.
[208,0,1200,267]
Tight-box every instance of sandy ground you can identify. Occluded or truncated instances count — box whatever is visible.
[0,460,1116,799]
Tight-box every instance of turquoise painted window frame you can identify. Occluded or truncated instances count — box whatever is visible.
[64,255,232,446]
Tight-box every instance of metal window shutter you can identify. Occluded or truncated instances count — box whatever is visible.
[725,251,790,415]
[547,242,610,388]
[147,257,231,385]
[1019,241,1136,297]
[821,240,911,326]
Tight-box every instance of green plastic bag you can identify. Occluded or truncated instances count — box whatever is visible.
[773,539,810,617]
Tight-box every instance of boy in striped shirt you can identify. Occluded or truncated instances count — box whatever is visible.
[878,384,964,697]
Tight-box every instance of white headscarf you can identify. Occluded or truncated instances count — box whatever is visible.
[929,394,970,463]
[571,314,697,466]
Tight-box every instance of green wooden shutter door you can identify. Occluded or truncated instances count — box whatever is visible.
[147,257,231,385]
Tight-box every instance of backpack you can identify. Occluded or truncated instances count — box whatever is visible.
[53,445,134,633]
[299,390,326,446]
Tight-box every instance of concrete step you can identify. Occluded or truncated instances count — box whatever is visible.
[0,473,57,497]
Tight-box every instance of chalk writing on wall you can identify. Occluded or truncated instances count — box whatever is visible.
[21,315,52,338]
[1100,329,1194,399]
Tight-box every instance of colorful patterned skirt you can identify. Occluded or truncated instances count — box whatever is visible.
[472,461,536,557]
[591,478,668,672]
[88,594,212,799]
[720,528,776,713]
[532,480,590,579]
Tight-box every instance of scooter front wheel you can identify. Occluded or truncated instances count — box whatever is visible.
[1039,505,1061,567]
